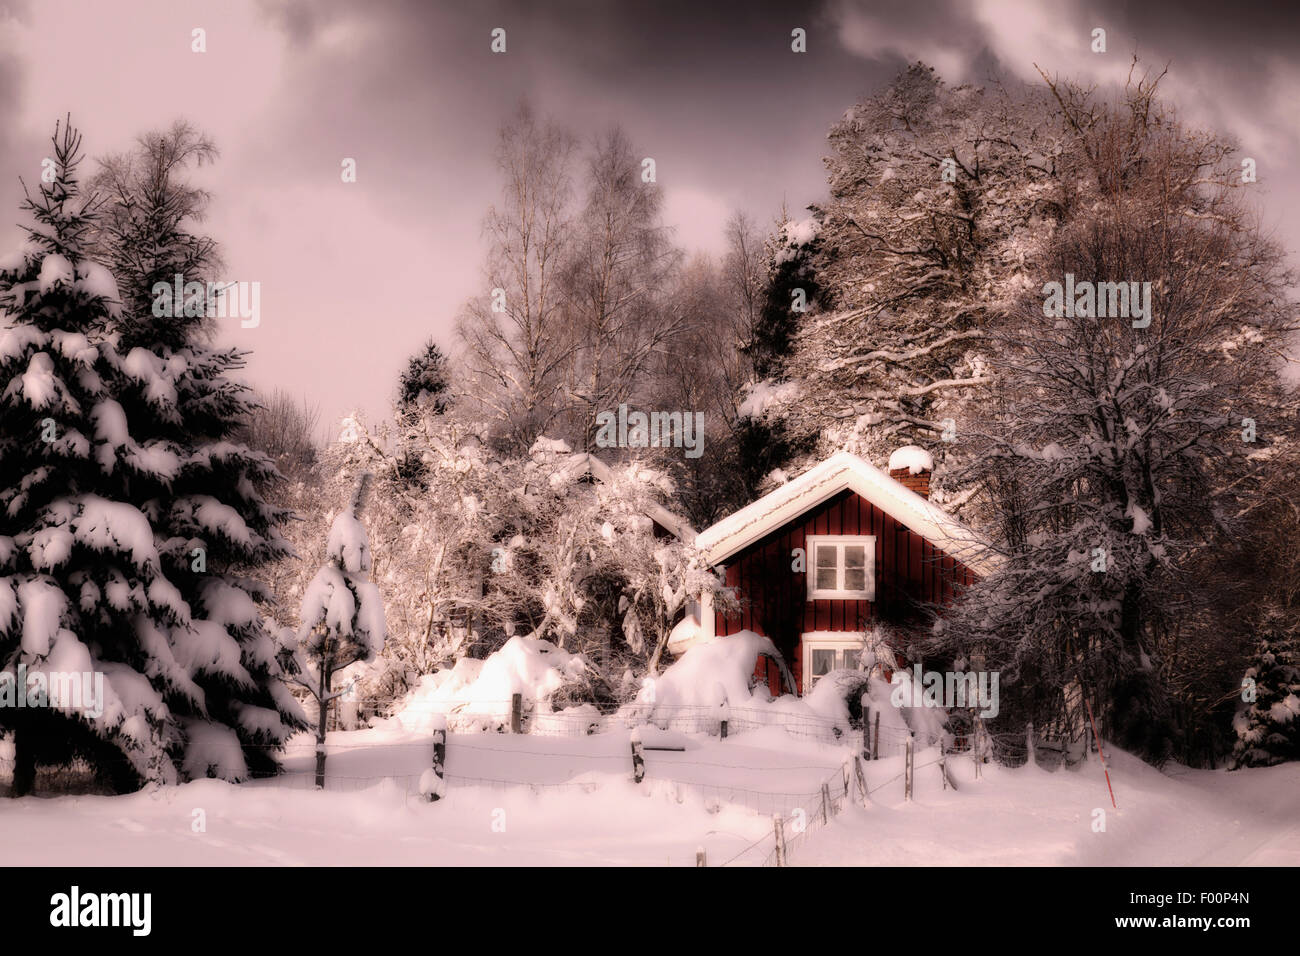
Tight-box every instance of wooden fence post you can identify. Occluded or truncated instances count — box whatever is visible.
[696,847,707,867]
[510,693,522,734]
[904,733,914,801]
[1026,720,1036,767]
[973,717,982,780]
[854,755,870,805]
[862,701,872,761]
[939,736,948,790]
[630,727,646,784]
[772,815,786,867]
[719,697,729,740]
[873,711,881,760]
[821,782,831,825]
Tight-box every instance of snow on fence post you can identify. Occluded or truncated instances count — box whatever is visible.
[420,714,447,802]
[821,782,831,825]
[630,726,646,784]
[862,698,872,760]
[873,711,881,760]
[718,688,730,740]
[939,736,948,790]
[904,733,914,801]
[696,847,707,867]
[772,815,786,867]
[510,693,522,734]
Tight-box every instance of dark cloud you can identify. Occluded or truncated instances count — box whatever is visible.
[1,0,1296,423]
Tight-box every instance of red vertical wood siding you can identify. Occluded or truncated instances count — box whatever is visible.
[717,489,976,696]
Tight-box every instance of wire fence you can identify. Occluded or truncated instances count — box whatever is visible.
[342,696,950,757]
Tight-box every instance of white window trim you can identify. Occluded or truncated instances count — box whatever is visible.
[806,534,876,601]
[802,633,867,694]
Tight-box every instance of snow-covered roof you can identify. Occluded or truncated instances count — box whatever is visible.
[695,451,1000,575]
[566,452,697,542]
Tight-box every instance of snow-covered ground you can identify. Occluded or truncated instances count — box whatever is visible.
[2,725,1296,866]
[795,746,1300,866]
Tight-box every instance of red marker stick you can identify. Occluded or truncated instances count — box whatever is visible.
[1085,697,1117,809]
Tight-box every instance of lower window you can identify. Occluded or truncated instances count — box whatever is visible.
[802,635,865,694]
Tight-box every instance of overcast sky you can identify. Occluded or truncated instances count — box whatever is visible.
[1,0,1297,434]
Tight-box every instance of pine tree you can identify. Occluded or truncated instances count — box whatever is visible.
[1231,611,1300,769]
[0,120,304,795]
[396,339,451,419]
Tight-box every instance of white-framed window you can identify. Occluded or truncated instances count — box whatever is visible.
[806,535,876,601]
[802,634,866,693]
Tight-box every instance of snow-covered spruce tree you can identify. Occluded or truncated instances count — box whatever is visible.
[396,339,452,420]
[0,121,304,794]
[393,339,452,485]
[93,120,307,782]
[293,474,386,787]
[1230,610,1300,768]
[936,71,1299,765]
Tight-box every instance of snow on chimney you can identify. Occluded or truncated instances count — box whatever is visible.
[887,445,934,499]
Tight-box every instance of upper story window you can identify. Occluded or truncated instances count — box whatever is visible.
[806,535,876,601]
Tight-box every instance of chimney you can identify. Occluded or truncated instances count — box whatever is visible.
[887,445,933,499]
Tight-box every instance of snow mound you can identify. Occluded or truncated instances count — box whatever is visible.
[387,636,590,733]
[636,630,782,712]
[625,629,947,750]
[665,611,705,656]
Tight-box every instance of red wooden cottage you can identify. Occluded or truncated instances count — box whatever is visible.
[686,449,999,696]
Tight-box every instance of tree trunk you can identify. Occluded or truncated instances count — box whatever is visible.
[11,723,36,797]
[315,654,330,790]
